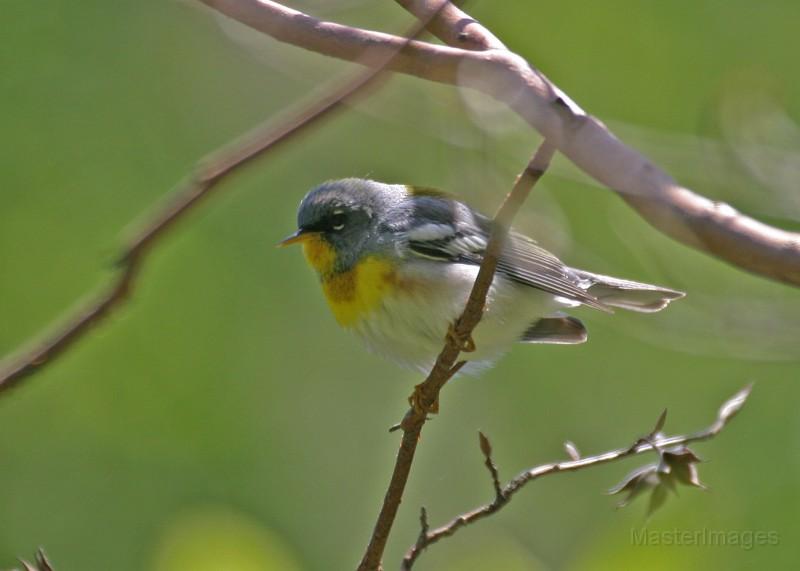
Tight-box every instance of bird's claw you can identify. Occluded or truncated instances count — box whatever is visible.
[447,323,476,353]
[408,383,439,415]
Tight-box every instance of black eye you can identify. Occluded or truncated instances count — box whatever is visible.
[329,212,347,231]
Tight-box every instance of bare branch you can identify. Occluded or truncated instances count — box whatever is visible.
[402,384,753,569]
[198,0,465,84]
[393,0,506,50]
[204,0,800,285]
[357,142,556,571]
[0,0,447,395]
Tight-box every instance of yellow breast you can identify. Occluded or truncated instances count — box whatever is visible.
[302,236,400,327]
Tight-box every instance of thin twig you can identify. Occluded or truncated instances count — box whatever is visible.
[401,384,753,569]
[0,0,449,395]
[478,431,503,502]
[357,141,556,571]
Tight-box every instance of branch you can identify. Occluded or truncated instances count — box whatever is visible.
[202,0,800,286]
[0,1,448,395]
[393,0,506,50]
[402,384,753,569]
[357,142,556,571]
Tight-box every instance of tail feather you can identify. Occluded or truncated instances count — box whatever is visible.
[571,269,685,313]
[521,316,588,344]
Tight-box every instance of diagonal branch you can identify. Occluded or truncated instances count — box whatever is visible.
[0,1,449,395]
[357,141,556,571]
[402,384,753,569]
[203,0,800,286]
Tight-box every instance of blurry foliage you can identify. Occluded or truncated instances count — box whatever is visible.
[151,506,302,571]
[1,1,799,570]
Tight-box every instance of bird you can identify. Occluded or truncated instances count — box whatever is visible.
[280,178,684,374]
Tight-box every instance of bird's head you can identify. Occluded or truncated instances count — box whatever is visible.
[279,178,404,274]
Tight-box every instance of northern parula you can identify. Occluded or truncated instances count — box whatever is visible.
[280,178,684,372]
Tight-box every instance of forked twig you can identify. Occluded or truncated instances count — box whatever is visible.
[357,141,556,571]
[402,384,753,569]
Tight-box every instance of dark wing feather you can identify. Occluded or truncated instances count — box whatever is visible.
[403,197,609,311]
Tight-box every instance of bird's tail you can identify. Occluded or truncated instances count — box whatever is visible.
[571,269,685,313]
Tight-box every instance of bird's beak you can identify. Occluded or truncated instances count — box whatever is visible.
[277,229,317,247]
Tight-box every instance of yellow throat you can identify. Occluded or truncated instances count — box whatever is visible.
[302,234,397,327]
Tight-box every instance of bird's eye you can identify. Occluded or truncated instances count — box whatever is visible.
[329,212,347,231]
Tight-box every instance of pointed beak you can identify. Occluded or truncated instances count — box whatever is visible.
[277,229,317,247]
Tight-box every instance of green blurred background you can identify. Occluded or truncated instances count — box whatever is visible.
[2,1,799,569]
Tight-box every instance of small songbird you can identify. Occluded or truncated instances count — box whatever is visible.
[280,178,684,373]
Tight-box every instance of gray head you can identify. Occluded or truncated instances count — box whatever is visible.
[281,178,406,272]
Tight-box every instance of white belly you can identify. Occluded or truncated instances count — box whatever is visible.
[350,260,556,373]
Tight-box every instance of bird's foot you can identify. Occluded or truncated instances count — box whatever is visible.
[408,383,439,415]
[447,323,476,353]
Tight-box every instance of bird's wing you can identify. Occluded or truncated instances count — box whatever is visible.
[499,233,610,311]
[402,194,609,311]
